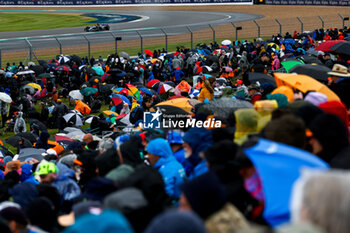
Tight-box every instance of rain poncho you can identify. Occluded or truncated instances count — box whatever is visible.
[234,109,260,145]
[14,112,27,134]
[198,80,214,102]
[75,100,91,115]
[146,138,186,200]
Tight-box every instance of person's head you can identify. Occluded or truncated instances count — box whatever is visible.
[142,95,153,109]
[146,138,172,166]
[83,134,93,144]
[248,84,260,96]
[207,77,216,88]
[0,207,27,233]
[328,64,350,84]
[323,52,331,60]
[35,162,58,184]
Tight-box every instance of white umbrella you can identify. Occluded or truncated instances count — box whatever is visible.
[68,109,83,117]
[63,112,83,126]
[84,115,99,124]
[17,69,35,75]
[69,90,84,100]
[0,92,12,103]
[59,55,70,64]
[221,40,232,46]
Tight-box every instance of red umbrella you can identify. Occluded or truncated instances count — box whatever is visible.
[315,40,345,52]
[145,49,153,56]
[55,66,72,72]
[147,79,160,88]
[112,97,123,106]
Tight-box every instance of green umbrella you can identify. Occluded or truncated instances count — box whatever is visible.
[281,60,304,73]
[92,66,104,76]
[80,87,98,97]
[37,73,53,79]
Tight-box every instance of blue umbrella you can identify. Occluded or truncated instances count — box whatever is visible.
[283,38,296,45]
[140,87,153,96]
[109,93,131,105]
[115,71,126,78]
[244,138,329,227]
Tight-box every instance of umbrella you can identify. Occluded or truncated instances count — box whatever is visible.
[196,66,213,74]
[274,73,340,101]
[330,41,350,56]
[107,68,124,75]
[244,138,329,227]
[55,66,71,72]
[110,93,131,106]
[223,66,233,72]
[112,97,123,107]
[120,51,130,60]
[92,66,105,76]
[126,84,141,100]
[202,98,253,119]
[248,72,276,86]
[158,83,174,94]
[37,73,53,79]
[70,55,82,65]
[115,113,130,125]
[0,92,12,103]
[16,132,37,144]
[69,90,84,100]
[80,88,98,97]
[112,88,134,97]
[140,87,153,96]
[58,55,70,64]
[103,110,118,116]
[17,69,35,75]
[84,115,100,124]
[156,98,193,113]
[296,55,322,65]
[20,85,35,95]
[5,72,14,78]
[145,49,153,56]
[47,63,58,71]
[26,83,42,91]
[28,118,47,131]
[30,65,44,76]
[68,109,83,117]
[283,38,295,45]
[315,40,345,52]
[99,83,114,94]
[63,112,83,126]
[267,42,280,51]
[156,105,190,116]
[289,64,331,82]
[6,136,32,148]
[147,79,160,88]
[18,148,45,162]
[281,60,304,73]
[221,40,232,46]
[189,89,200,98]
[84,67,97,76]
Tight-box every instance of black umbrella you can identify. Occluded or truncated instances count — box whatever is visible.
[16,132,37,144]
[30,65,44,76]
[85,68,97,76]
[18,148,45,162]
[99,84,114,94]
[28,118,47,131]
[0,145,14,157]
[107,68,124,75]
[296,55,322,64]
[289,64,331,82]
[330,41,350,56]
[248,72,276,86]
[6,136,33,148]
[157,105,190,115]
[38,60,48,68]
[37,73,54,79]
[204,55,219,65]
[70,55,82,65]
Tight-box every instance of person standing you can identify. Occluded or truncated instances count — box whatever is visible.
[0,99,9,128]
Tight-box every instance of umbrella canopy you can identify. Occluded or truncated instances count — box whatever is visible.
[16,132,37,144]
[92,66,104,76]
[112,88,134,97]
[223,66,233,72]
[30,65,44,76]
[202,98,253,119]
[147,79,160,88]
[289,64,331,82]
[144,49,153,56]
[158,83,174,94]
[47,63,58,71]
[80,88,98,97]
[330,41,350,56]
[157,105,190,116]
[196,66,213,74]
[126,84,141,100]
[37,73,53,79]
[27,83,42,91]
[55,66,71,72]
[69,90,84,100]
[58,55,70,64]
[274,73,340,101]
[103,110,118,116]
[107,68,124,75]
[281,60,304,73]
[315,40,345,52]
[28,118,47,131]
[296,55,322,65]
[283,38,295,45]
[244,138,329,227]
[115,113,130,126]
[18,148,45,162]
[156,98,193,113]
[6,136,32,148]
[17,69,35,75]
[84,67,97,76]
[221,40,232,46]
[84,115,100,124]
[0,92,12,103]
[112,97,124,107]
[70,55,82,65]
[248,72,276,86]
[99,83,114,94]
[20,85,35,95]
[120,51,130,60]
[110,93,131,106]
[140,87,153,96]
[63,112,83,126]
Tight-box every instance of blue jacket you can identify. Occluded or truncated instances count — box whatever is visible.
[171,70,184,81]
[183,127,212,179]
[173,149,193,176]
[147,138,186,200]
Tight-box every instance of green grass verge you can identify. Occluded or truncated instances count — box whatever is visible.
[0,13,95,32]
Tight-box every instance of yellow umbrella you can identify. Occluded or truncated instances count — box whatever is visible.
[151,58,158,64]
[103,110,119,116]
[274,73,340,101]
[155,98,193,113]
[27,83,42,91]
[267,42,280,51]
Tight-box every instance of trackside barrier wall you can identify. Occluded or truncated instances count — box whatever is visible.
[265,0,350,6]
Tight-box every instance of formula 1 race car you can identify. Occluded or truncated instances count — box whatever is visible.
[84,24,110,32]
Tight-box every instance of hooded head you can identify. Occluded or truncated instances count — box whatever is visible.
[182,128,212,160]
[146,138,172,159]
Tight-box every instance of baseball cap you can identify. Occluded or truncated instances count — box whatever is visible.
[235,80,243,86]
[35,162,58,176]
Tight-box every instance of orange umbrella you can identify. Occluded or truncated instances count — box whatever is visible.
[274,73,340,101]
[103,110,119,116]
[156,98,193,113]
[0,139,3,146]
[48,141,64,155]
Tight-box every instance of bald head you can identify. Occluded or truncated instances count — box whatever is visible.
[83,134,93,144]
